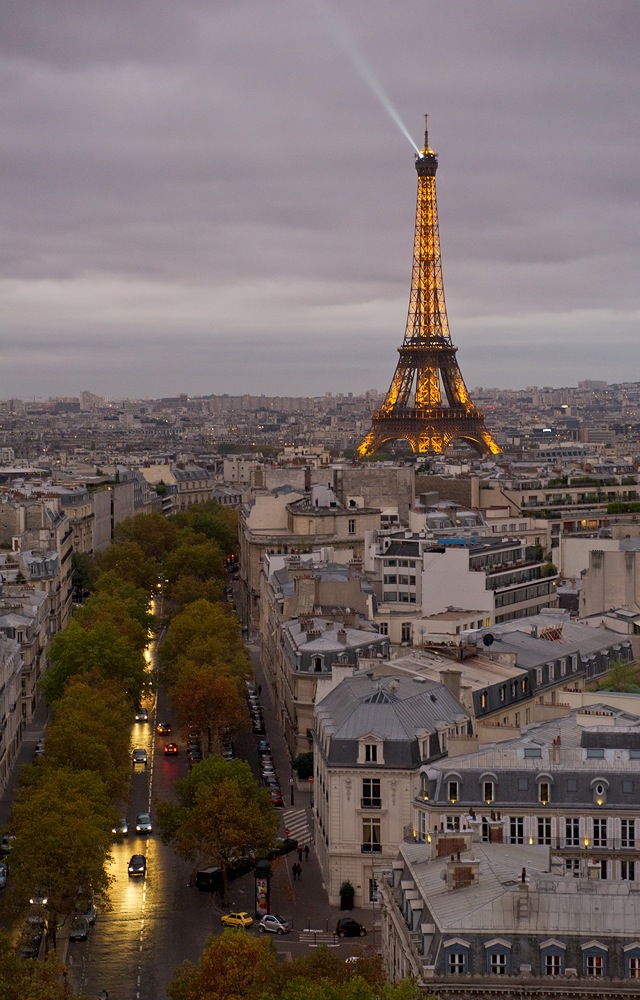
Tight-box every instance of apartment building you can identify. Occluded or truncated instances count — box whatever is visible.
[313,671,471,907]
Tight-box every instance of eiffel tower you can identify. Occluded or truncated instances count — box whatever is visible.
[358,117,500,457]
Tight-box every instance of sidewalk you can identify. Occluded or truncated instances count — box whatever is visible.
[244,644,377,944]
[0,696,49,830]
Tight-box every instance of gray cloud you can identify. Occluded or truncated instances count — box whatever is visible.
[1,0,639,398]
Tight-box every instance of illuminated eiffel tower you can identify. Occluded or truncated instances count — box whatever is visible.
[358,117,500,457]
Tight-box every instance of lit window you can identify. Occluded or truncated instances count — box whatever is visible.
[483,781,494,804]
[448,780,459,803]
[586,954,604,977]
[539,782,550,805]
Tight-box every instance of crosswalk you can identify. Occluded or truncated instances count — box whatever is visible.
[282,807,312,847]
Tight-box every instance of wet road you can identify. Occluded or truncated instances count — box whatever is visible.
[70,655,221,1000]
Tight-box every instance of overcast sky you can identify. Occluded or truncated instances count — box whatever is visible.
[2,0,639,400]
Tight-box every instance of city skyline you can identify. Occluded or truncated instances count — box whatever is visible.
[2,0,639,400]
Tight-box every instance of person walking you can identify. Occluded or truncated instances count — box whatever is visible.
[295,862,302,881]
[297,846,303,862]
[304,844,309,862]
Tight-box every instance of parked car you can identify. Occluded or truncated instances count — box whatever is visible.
[132,748,147,766]
[76,900,97,925]
[112,817,128,837]
[157,722,172,735]
[0,862,8,889]
[1,834,15,854]
[251,718,266,735]
[257,740,271,754]
[134,707,148,722]
[336,918,367,938]
[222,744,234,760]
[128,854,146,878]
[258,913,290,935]
[270,789,284,808]
[69,915,89,941]
[135,812,153,834]
[268,837,298,858]
[221,911,253,928]
[195,866,223,892]
[260,762,276,776]
[164,742,179,755]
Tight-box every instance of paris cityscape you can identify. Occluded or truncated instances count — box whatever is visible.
[2,2,640,999]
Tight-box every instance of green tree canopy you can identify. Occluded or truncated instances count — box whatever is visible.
[159,600,249,682]
[0,934,92,1000]
[114,511,178,560]
[163,540,226,590]
[170,574,225,610]
[93,571,155,633]
[41,679,132,800]
[94,539,159,592]
[173,501,238,554]
[73,590,149,651]
[156,757,278,890]
[169,666,247,752]
[43,620,147,705]
[592,659,640,693]
[8,768,114,927]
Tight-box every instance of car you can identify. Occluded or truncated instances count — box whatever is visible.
[164,742,179,755]
[0,862,8,889]
[132,748,148,766]
[128,854,146,877]
[76,900,97,925]
[251,718,266,735]
[267,836,298,858]
[134,707,148,722]
[258,913,290,935]
[336,918,367,938]
[222,745,234,761]
[29,892,49,906]
[257,740,271,754]
[112,817,128,837]
[157,722,172,735]
[135,812,153,834]
[69,915,89,941]
[220,911,253,928]
[260,761,276,774]
[270,790,284,808]
[0,834,15,854]
[264,776,280,791]
[195,866,223,892]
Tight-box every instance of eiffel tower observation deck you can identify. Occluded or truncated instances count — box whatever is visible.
[358,116,500,458]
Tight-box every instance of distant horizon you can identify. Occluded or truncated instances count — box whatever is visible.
[2,377,636,405]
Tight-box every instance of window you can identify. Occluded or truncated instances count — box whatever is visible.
[365,744,378,763]
[623,779,634,794]
[593,818,608,848]
[446,815,460,831]
[401,622,412,643]
[524,747,542,759]
[378,622,388,636]
[383,574,397,584]
[362,778,381,809]
[587,748,605,759]
[368,878,379,903]
[489,952,506,975]
[565,859,580,875]
[565,817,580,848]
[481,818,489,842]
[448,780,459,804]
[480,692,487,710]
[629,957,640,978]
[537,817,551,845]
[348,519,356,535]
[361,818,381,853]
[510,817,524,845]
[622,820,636,848]
[545,954,562,976]
[586,954,604,977]
[621,861,636,881]
[448,953,466,974]
[483,781,494,804]
[539,781,550,805]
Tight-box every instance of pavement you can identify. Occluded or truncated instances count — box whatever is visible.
[229,642,379,955]
[0,696,49,831]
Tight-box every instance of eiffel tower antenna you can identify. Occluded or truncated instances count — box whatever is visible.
[358,117,500,457]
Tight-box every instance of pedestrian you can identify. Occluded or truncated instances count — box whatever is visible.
[292,862,298,881]
[295,862,302,880]
[258,684,262,696]
[304,844,309,862]
[297,846,303,862]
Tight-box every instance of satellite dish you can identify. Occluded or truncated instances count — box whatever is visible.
[483,633,495,647]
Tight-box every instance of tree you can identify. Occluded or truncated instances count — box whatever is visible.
[8,768,114,942]
[168,931,277,1000]
[163,540,226,591]
[159,600,249,683]
[592,659,640,693]
[93,539,159,592]
[113,511,178,561]
[174,501,238,555]
[71,551,94,595]
[73,590,149,652]
[93,572,155,634]
[156,758,278,896]
[42,679,132,800]
[170,574,225,610]
[292,752,313,780]
[169,666,247,752]
[0,933,92,999]
[44,620,147,705]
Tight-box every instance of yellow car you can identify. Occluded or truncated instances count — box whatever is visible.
[221,911,253,929]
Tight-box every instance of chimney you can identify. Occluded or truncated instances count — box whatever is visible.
[517,869,529,917]
[439,668,462,702]
[445,855,480,890]
[551,735,561,764]
[337,628,348,644]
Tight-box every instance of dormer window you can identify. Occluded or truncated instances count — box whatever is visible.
[365,744,378,763]
[448,780,459,804]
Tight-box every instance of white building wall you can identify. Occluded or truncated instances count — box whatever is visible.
[421,549,492,617]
